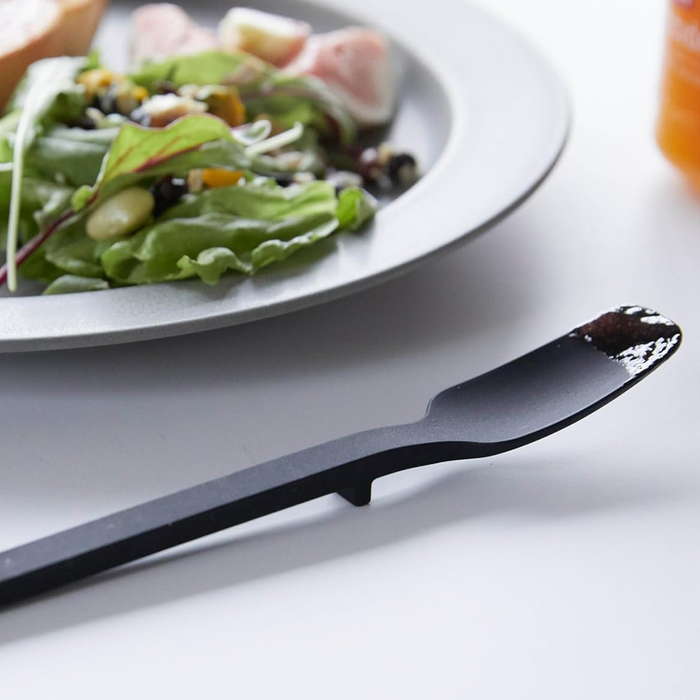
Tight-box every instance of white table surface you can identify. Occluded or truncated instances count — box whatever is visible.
[1,0,699,697]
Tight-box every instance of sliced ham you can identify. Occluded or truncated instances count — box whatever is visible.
[285,27,395,127]
[131,3,219,66]
[218,8,310,67]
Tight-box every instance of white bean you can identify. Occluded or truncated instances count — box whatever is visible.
[86,188,155,240]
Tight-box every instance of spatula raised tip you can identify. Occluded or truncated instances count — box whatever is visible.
[571,305,682,379]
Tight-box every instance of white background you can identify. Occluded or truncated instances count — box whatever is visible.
[1,0,699,697]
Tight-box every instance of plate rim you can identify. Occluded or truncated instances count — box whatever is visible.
[0,0,570,352]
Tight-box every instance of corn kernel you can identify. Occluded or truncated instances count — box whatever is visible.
[132,86,149,103]
[78,69,116,99]
[207,91,246,127]
[202,169,244,188]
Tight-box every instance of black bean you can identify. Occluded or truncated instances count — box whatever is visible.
[150,177,189,217]
[97,85,120,115]
[73,115,97,130]
[387,153,418,186]
[271,173,294,187]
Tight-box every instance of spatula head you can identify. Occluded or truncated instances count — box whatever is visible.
[423,306,681,448]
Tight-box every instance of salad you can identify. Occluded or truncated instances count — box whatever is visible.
[0,4,418,295]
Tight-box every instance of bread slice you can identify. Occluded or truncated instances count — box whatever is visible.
[0,0,64,110]
[56,0,110,55]
[0,0,109,112]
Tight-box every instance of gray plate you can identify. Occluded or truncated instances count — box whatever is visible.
[0,0,569,351]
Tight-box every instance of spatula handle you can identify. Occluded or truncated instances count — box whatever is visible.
[0,424,467,608]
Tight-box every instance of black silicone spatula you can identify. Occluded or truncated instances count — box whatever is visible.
[0,305,682,609]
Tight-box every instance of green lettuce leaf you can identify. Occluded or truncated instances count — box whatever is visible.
[18,247,64,283]
[130,51,356,143]
[131,51,267,90]
[43,274,110,295]
[178,217,339,282]
[0,166,74,251]
[0,112,20,136]
[16,212,107,282]
[45,234,110,278]
[0,125,116,187]
[27,126,118,187]
[97,178,375,286]
[100,211,338,284]
[27,181,76,231]
[72,115,251,211]
[241,73,356,143]
[173,247,250,284]
[97,116,234,183]
[6,109,375,292]
[5,56,88,126]
[336,187,378,230]
[158,180,339,222]
[6,52,99,117]
[248,218,338,271]
[5,56,90,291]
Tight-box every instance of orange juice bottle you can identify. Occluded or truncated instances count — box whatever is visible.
[657,0,700,188]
